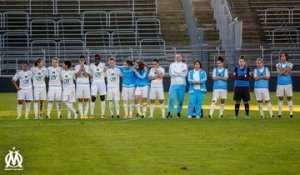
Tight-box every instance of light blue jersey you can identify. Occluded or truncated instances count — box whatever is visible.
[135,69,150,87]
[254,67,269,89]
[277,62,293,85]
[212,68,228,90]
[118,66,136,88]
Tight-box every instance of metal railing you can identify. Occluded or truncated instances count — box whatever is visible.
[181,0,203,59]
[263,8,291,24]
[211,0,242,66]
[272,27,299,44]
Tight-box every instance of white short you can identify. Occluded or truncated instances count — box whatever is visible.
[91,81,107,96]
[76,85,91,99]
[122,87,135,100]
[254,88,270,101]
[134,86,149,98]
[149,87,164,100]
[33,86,47,101]
[17,88,33,101]
[212,89,227,101]
[276,84,293,97]
[48,86,62,101]
[63,87,76,102]
[107,88,120,101]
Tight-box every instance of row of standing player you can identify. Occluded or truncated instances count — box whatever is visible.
[12,54,167,119]
[12,53,294,119]
[167,53,293,119]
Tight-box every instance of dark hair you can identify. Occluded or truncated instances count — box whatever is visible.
[239,55,246,61]
[124,59,133,66]
[79,55,85,59]
[194,60,202,68]
[23,61,29,65]
[79,55,87,64]
[152,59,159,63]
[135,60,145,71]
[108,57,116,62]
[34,58,43,67]
[281,53,289,61]
[217,56,224,63]
[95,54,101,59]
[64,60,72,68]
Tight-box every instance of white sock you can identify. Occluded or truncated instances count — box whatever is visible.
[209,101,216,116]
[278,100,283,115]
[17,104,22,118]
[56,101,61,117]
[34,102,38,118]
[78,102,83,116]
[258,103,264,116]
[115,101,120,116]
[90,102,95,115]
[109,101,114,116]
[142,103,147,116]
[150,103,155,117]
[160,103,165,118]
[25,102,31,118]
[65,102,76,114]
[101,101,106,116]
[129,101,134,116]
[219,104,225,116]
[123,101,128,116]
[288,100,293,115]
[84,102,89,116]
[266,102,273,116]
[135,103,141,114]
[67,109,71,119]
[47,102,53,117]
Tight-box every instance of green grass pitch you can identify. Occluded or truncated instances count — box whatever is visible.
[0,92,299,175]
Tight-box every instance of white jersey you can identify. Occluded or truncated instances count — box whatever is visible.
[90,62,106,83]
[107,67,121,88]
[12,70,33,89]
[149,67,165,88]
[61,69,75,88]
[169,61,188,85]
[48,66,62,86]
[31,66,48,87]
[74,64,90,85]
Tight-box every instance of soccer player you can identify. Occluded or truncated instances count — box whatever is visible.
[118,60,136,119]
[209,56,228,119]
[149,59,166,119]
[233,55,251,119]
[61,60,77,119]
[276,53,293,118]
[254,58,274,119]
[133,60,150,118]
[12,62,33,119]
[31,58,48,119]
[74,55,90,119]
[46,57,63,119]
[106,57,121,118]
[187,60,207,119]
[167,54,188,118]
[90,54,107,119]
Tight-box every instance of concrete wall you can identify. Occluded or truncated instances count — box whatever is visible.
[1,76,299,93]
